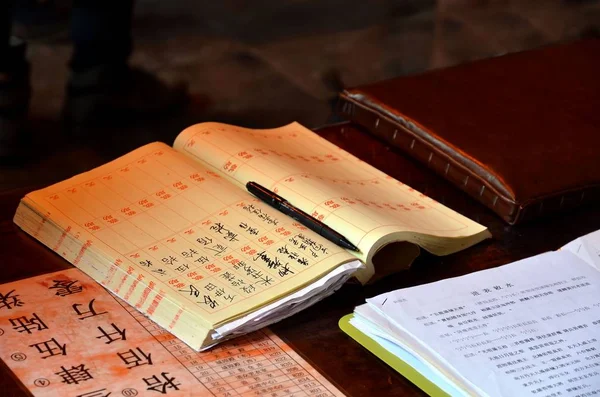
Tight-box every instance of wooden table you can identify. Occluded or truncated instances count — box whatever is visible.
[1,122,599,396]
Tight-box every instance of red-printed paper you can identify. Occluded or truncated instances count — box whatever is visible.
[0,269,346,397]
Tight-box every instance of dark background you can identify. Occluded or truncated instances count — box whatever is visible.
[2,2,600,396]
[2,0,600,190]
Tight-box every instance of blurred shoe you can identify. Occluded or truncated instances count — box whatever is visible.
[0,37,31,164]
[63,64,189,137]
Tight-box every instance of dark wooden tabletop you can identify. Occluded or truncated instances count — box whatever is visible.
[1,121,599,396]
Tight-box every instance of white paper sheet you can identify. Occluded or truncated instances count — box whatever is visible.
[350,304,468,397]
[214,260,364,341]
[365,250,600,397]
[562,229,600,271]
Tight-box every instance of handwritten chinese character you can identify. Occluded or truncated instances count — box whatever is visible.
[174,264,189,273]
[278,264,295,278]
[211,222,227,234]
[242,284,256,294]
[139,260,153,267]
[161,256,178,266]
[179,285,200,298]
[206,243,227,256]
[201,295,219,309]
[220,272,235,282]
[223,294,236,303]
[257,275,274,287]
[152,268,167,276]
[196,236,212,246]
[181,249,198,259]
[224,231,239,242]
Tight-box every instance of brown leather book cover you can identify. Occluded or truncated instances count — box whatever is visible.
[336,39,600,224]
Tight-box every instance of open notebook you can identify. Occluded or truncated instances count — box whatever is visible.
[341,229,600,397]
[13,122,489,350]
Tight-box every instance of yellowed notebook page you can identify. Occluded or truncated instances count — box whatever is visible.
[173,122,488,259]
[20,142,356,328]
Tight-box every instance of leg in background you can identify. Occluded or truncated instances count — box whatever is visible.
[0,0,31,161]
[69,0,134,73]
[65,0,188,132]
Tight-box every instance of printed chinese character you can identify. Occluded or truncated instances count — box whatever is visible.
[117,347,153,369]
[143,372,181,394]
[55,364,93,385]
[49,280,83,296]
[76,389,111,397]
[73,299,108,320]
[0,289,24,310]
[96,323,126,344]
[29,337,66,358]
[9,313,48,334]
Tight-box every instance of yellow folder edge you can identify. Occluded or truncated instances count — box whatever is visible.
[339,314,450,397]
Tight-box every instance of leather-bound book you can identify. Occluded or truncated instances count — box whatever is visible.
[336,39,600,224]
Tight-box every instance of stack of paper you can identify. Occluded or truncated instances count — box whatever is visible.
[13,121,489,351]
[341,230,600,397]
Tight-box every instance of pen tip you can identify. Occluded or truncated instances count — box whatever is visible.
[345,242,360,253]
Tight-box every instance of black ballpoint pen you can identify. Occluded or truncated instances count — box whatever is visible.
[246,181,360,252]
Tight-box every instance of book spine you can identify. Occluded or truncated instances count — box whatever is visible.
[335,95,520,224]
[335,95,600,225]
